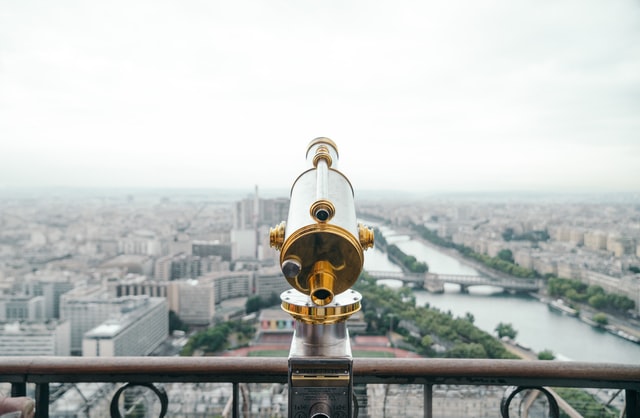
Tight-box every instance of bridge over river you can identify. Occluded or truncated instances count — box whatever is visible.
[366,270,543,293]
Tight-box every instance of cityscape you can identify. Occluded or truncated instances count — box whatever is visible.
[2,0,640,415]
[1,187,639,416]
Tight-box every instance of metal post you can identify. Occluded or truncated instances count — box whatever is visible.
[232,382,239,418]
[11,382,26,397]
[626,389,640,418]
[424,384,433,418]
[35,382,49,418]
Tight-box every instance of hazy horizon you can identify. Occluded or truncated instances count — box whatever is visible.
[2,185,639,205]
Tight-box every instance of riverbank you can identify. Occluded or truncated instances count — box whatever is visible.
[408,234,640,349]
[529,291,640,344]
[411,235,517,281]
[501,340,536,360]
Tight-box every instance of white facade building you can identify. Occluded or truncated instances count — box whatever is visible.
[82,297,168,356]
[231,228,257,260]
[60,286,119,354]
[61,286,169,355]
[255,267,290,301]
[171,271,252,326]
[0,320,70,356]
[176,279,215,326]
[0,295,45,322]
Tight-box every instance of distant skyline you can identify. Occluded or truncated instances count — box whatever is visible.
[1,1,639,194]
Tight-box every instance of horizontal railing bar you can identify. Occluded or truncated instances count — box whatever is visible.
[354,358,640,389]
[1,357,639,390]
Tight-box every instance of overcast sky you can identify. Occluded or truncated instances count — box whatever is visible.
[1,0,639,195]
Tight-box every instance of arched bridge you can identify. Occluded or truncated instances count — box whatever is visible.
[366,270,542,293]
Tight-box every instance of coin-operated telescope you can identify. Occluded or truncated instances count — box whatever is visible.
[270,138,374,418]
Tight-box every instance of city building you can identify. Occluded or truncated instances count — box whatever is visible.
[60,286,115,354]
[254,267,290,301]
[100,254,154,276]
[232,188,289,262]
[192,240,231,261]
[584,230,608,251]
[209,271,252,303]
[0,295,45,322]
[231,228,257,260]
[110,275,170,299]
[153,252,228,280]
[117,229,162,256]
[175,278,215,326]
[0,320,70,356]
[82,297,168,356]
[169,271,253,326]
[15,274,74,320]
[61,286,168,355]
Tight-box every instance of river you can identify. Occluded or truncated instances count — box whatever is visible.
[362,226,640,364]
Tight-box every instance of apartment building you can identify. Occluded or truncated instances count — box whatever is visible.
[82,297,168,356]
[0,320,70,356]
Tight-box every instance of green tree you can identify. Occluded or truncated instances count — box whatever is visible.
[588,294,607,309]
[554,388,619,418]
[548,277,635,313]
[447,343,487,358]
[495,322,518,339]
[502,228,514,241]
[464,312,475,324]
[497,249,514,263]
[245,295,263,314]
[587,285,605,297]
[538,349,555,360]
[421,335,433,348]
[204,329,227,352]
[169,310,188,333]
[266,292,280,307]
[592,313,608,327]
[355,272,518,360]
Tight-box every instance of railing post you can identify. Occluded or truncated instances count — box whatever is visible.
[35,383,49,418]
[232,382,239,418]
[424,384,432,418]
[11,382,26,397]
[627,389,640,418]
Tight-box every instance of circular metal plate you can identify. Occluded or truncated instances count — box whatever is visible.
[281,288,362,324]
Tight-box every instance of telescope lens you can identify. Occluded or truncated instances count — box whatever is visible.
[315,209,329,221]
[310,201,335,222]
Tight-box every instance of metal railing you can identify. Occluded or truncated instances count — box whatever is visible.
[1,357,639,418]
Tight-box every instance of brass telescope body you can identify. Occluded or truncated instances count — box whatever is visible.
[270,138,373,323]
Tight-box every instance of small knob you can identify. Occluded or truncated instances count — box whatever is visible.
[269,222,286,250]
[281,259,302,279]
[358,224,374,250]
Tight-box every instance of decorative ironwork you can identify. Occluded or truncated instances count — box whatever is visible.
[500,386,560,418]
[1,357,639,418]
[109,382,168,418]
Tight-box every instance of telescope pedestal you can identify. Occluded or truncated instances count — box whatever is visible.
[288,321,354,418]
